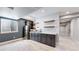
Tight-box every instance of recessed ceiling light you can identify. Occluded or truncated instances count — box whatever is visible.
[66,11,70,14]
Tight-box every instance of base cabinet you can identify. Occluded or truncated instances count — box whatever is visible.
[30,33,56,47]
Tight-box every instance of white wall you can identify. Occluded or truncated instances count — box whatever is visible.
[71,18,79,40]
[34,19,44,31]
[35,13,59,34]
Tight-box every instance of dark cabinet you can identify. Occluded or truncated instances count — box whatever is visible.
[37,33,41,42]
[30,33,56,47]
[41,34,47,44]
[51,35,56,47]
[46,34,52,46]
[30,33,35,40]
[46,34,55,47]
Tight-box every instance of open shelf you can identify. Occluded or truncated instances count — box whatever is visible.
[44,26,55,28]
[44,20,56,28]
[44,20,55,23]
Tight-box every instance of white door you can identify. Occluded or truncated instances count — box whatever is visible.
[71,18,79,40]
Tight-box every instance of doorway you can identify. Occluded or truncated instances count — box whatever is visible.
[60,21,71,37]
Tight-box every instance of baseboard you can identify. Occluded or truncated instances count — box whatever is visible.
[0,38,23,46]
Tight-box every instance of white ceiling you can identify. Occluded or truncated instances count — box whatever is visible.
[1,7,79,20]
[13,7,79,19]
[13,7,41,18]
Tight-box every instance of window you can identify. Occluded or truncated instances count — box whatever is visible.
[11,20,18,32]
[0,18,18,34]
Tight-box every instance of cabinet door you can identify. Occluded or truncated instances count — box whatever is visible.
[38,34,41,43]
[41,34,47,44]
[36,33,39,42]
[46,34,52,46]
[34,33,37,41]
[38,33,41,42]
[51,35,56,47]
[31,33,34,40]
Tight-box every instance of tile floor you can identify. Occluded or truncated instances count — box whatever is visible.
[0,36,79,51]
